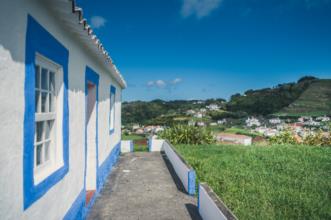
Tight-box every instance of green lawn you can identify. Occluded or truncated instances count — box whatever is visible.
[174,144,331,219]
[122,134,145,141]
[122,134,148,152]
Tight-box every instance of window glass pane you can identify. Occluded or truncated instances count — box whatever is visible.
[45,121,50,140]
[110,94,115,129]
[41,68,48,90]
[44,141,50,162]
[49,93,54,112]
[49,71,55,92]
[45,120,53,140]
[36,122,43,142]
[35,91,40,113]
[35,65,40,89]
[41,92,48,112]
[36,144,42,166]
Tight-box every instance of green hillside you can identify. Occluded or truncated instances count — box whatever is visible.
[278,79,331,117]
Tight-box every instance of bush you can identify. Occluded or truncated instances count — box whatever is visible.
[158,125,216,145]
[269,130,331,146]
[303,131,331,146]
[269,130,298,145]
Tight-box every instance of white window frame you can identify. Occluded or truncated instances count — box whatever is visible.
[34,53,64,184]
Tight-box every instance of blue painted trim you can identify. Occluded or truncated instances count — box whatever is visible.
[63,190,85,220]
[84,142,121,218]
[84,66,99,197]
[187,170,196,196]
[130,140,134,152]
[197,184,200,211]
[23,15,69,209]
[111,85,116,94]
[109,85,116,134]
[97,142,121,189]
[64,142,121,220]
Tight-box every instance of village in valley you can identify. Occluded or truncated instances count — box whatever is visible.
[123,100,331,146]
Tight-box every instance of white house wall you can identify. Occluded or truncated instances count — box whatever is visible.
[0,0,122,219]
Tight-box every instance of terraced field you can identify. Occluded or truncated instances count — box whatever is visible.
[278,79,331,116]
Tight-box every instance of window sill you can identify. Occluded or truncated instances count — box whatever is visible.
[34,160,63,185]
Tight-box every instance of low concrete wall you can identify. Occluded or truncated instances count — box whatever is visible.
[148,138,165,152]
[121,140,133,153]
[198,183,237,220]
[149,139,196,195]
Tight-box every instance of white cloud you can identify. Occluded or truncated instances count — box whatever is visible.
[181,0,222,19]
[147,81,155,87]
[90,16,107,29]
[171,78,183,84]
[147,78,183,89]
[147,80,166,88]
[155,80,167,88]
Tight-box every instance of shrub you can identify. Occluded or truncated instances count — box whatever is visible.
[303,131,331,147]
[158,125,216,145]
[269,130,298,145]
[269,130,331,146]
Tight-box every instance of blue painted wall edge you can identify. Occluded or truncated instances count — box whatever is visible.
[64,142,121,220]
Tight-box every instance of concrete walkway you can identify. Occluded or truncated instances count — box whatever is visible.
[87,152,201,220]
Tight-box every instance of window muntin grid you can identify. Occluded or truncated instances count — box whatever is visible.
[34,56,57,169]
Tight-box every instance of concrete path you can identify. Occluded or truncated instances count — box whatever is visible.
[87,152,201,220]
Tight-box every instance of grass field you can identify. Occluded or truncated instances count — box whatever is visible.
[174,144,331,219]
[122,134,148,151]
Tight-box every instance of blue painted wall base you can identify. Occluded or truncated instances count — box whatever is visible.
[64,142,121,220]
[187,170,196,196]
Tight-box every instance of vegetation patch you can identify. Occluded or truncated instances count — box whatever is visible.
[159,125,215,145]
[122,134,148,152]
[174,144,331,219]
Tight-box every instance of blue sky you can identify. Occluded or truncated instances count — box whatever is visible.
[77,0,331,101]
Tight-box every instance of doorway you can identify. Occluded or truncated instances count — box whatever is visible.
[85,82,97,206]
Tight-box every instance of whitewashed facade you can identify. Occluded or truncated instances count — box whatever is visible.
[0,0,126,219]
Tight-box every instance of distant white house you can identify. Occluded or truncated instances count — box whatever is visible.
[194,113,203,118]
[264,129,279,137]
[188,120,196,126]
[304,119,320,127]
[0,1,126,219]
[206,104,220,111]
[186,109,196,115]
[135,128,145,135]
[246,117,261,127]
[217,133,252,146]
[269,118,281,124]
[288,123,304,133]
[255,126,268,134]
[298,116,311,123]
[132,124,140,130]
[200,108,207,113]
[217,119,227,125]
[197,122,206,127]
[316,116,330,122]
